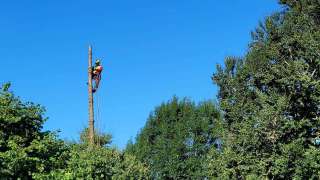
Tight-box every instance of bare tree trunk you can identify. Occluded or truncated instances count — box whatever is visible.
[88,45,95,146]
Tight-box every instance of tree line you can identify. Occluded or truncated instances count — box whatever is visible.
[1,0,319,179]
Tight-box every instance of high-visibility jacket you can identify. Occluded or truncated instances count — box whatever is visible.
[93,66,103,75]
[96,66,103,72]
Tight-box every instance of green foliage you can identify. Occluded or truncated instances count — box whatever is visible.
[79,127,112,147]
[2,0,320,179]
[0,84,149,179]
[209,0,320,179]
[126,97,221,179]
[0,83,69,179]
[33,144,150,180]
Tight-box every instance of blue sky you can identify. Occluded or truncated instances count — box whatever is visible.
[0,0,280,149]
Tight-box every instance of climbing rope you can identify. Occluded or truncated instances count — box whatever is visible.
[94,88,103,146]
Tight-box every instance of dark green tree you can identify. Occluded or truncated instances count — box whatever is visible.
[126,97,221,179]
[0,83,69,179]
[208,0,320,179]
[0,83,149,179]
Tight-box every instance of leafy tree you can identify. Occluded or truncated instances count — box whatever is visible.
[0,83,149,179]
[127,97,221,179]
[0,83,69,179]
[208,0,320,179]
[79,127,112,147]
[34,128,150,179]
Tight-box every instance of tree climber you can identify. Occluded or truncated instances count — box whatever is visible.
[92,59,103,93]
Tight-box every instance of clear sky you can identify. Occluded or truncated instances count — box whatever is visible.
[0,0,280,149]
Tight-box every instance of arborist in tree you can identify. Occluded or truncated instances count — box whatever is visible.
[92,59,103,93]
